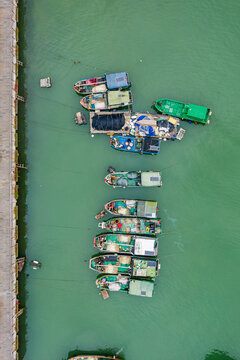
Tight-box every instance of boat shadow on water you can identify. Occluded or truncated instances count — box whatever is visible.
[204,350,237,360]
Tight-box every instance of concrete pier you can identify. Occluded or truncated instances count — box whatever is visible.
[0,0,19,359]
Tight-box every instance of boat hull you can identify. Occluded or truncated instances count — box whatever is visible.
[80,91,133,111]
[89,254,159,278]
[104,199,158,218]
[154,98,211,125]
[110,136,160,155]
[96,274,155,297]
[98,217,162,235]
[94,233,158,256]
[104,171,162,188]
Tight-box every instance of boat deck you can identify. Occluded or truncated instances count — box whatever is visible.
[160,100,185,117]
[90,111,131,134]
[103,217,161,234]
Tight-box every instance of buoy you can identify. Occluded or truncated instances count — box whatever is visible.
[30,260,42,270]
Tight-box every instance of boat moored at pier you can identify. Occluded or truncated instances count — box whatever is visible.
[96,274,155,297]
[104,170,162,188]
[80,90,133,111]
[104,199,159,218]
[110,136,160,155]
[89,254,160,278]
[153,98,212,125]
[74,72,131,95]
[94,233,158,256]
[98,217,162,234]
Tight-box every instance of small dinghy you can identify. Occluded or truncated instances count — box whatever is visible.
[153,98,212,125]
[104,170,162,188]
[110,136,160,155]
[94,233,158,256]
[74,72,131,95]
[98,217,162,235]
[80,90,133,111]
[96,274,155,297]
[89,254,160,278]
[104,199,159,218]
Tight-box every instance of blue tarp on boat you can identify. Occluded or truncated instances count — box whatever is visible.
[106,72,128,90]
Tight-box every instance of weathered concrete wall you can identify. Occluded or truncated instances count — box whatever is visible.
[0,0,19,358]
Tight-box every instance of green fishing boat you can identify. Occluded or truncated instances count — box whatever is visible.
[104,199,159,218]
[94,233,158,256]
[153,98,212,124]
[96,274,155,297]
[98,217,162,234]
[89,254,160,278]
[104,170,162,188]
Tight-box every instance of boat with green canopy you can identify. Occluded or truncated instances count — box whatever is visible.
[153,98,212,124]
[94,234,158,256]
[89,254,160,278]
[80,90,133,111]
[104,170,162,188]
[104,199,159,218]
[68,356,120,360]
[96,274,155,297]
[98,217,162,234]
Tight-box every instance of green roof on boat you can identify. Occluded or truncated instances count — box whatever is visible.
[137,201,157,218]
[187,104,208,121]
[108,91,130,106]
[128,279,154,297]
[154,98,211,124]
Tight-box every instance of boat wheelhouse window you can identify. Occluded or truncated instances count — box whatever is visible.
[92,113,125,130]
[106,72,128,90]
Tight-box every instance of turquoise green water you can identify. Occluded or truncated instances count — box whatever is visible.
[23,0,240,359]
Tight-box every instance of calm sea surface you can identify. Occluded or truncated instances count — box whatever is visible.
[23,0,240,359]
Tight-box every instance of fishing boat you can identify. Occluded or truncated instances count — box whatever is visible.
[98,217,162,234]
[80,90,133,111]
[110,136,160,155]
[104,199,159,218]
[104,170,162,188]
[89,254,160,278]
[130,113,185,140]
[68,356,120,360]
[74,72,131,95]
[153,98,212,125]
[94,234,158,256]
[96,274,155,297]
[89,111,185,140]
